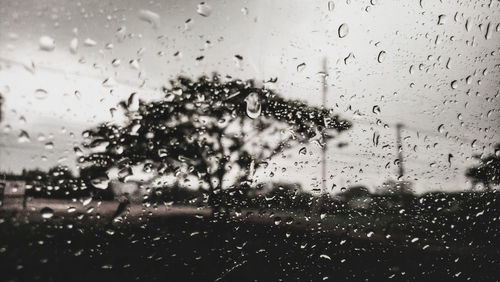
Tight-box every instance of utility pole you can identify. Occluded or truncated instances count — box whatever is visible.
[396,123,404,180]
[321,57,328,195]
[312,57,328,216]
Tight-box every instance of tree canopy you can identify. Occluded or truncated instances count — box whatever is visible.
[79,74,351,196]
[466,144,500,190]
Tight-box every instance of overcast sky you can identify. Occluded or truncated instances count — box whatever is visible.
[0,0,499,194]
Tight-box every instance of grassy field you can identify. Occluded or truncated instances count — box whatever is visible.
[0,203,499,282]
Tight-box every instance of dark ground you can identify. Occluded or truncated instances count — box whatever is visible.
[0,206,499,282]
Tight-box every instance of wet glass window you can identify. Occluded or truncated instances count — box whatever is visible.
[0,0,499,281]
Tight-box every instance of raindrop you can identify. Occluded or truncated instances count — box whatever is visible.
[82,197,92,206]
[102,77,117,88]
[377,51,386,63]
[39,36,55,51]
[296,62,306,72]
[138,9,160,28]
[328,1,335,11]
[89,139,109,152]
[34,89,48,99]
[485,22,492,40]
[372,131,380,147]
[465,76,472,85]
[437,14,446,25]
[111,58,121,67]
[244,92,261,119]
[372,105,381,114]
[344,53,355,65]
[127,92,139,111]
[74,146,83,156]
[90,176,110,190]
[197,2,212,17]
[471,139,477,148]
[158,148,168,158]
[437,124,445,133]
[83,38,97,47]
[129,59,140,70]
[18,130,31,143]
[41,207,54,219]
[69,38,78,54]
[299,147,307,155]
[118,167,133,182]
[338,23,349,38]
[450,80,458,89]
[273,217,281,225]
[44,142,54,150]
[320,254,331,260]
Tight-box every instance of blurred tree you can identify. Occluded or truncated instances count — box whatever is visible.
[79,74,351,213]
[466,144,500,190]
[17,166,92,199]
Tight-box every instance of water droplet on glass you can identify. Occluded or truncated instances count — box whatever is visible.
[69,38,78,54]
[197,2,212,17]
[465,18,471,32]
[299,147,307,155]
[111,58,120,67]
[296,62,306,72]
[102,77,117,88]
[377,51,386,63]
[138,9,160,28]
[127,92,139,111]
[118,167,133,182]
[41,207,54,219]
[372,105,381,114]
[372,131,380,147]
[471,139,477,148]
[39,36,55,51]
[129,59,140,70]
[437,124,445,133]
[437,14,446,25]
[328,1,335,11]
[44,142,54,150]
[83,38,96,47]
[18,130,31,143]
[450,80,458,89]
[273,217,281,225]
[485,22,492,40]
[90,176,110,190]
[74,146,83,156]
[338,23,349,38]
[320,254,331,260]
[344,52,355,65]
[446,57,451,69]
[34,89,48,99]
[245,92,261,119]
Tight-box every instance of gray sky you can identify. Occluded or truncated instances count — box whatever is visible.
[0,0,499,193]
